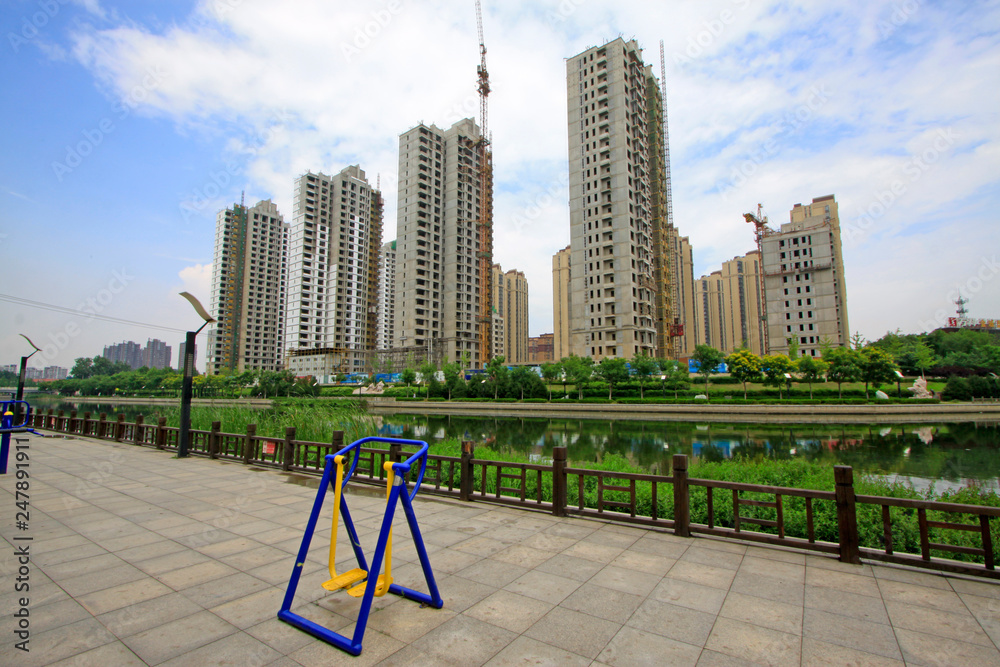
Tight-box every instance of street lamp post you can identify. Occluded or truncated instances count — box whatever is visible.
[178,292,215,458]
[15,335,41,422]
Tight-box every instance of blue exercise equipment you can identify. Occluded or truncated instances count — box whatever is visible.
[278,437,443,656]
[1,401,42,475]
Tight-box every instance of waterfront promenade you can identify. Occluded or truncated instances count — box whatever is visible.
[2,434,999,666]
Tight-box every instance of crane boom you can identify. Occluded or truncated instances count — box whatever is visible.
[744,204,775,353]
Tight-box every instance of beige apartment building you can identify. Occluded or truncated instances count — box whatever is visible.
[567,38,665,360]
[207,199,288,374]
[762,195,850,357]
[284,166,383,378]
[693,251,766,357]
[376,240,397,350]
[394,119,490,368]
[552,245,571,361]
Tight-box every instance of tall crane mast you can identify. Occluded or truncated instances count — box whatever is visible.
[744,204,776,353]
[659,40,683,356]
[474,0,494,367]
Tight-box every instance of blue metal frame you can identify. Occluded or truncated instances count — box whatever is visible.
[1,401,34,475]
[278,437,444,656]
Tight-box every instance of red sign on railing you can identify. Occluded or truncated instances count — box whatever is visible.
[263,442,277,455]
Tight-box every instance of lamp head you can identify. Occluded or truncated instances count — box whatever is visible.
[179,292,215,323]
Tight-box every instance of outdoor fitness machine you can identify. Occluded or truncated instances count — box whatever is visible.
[1,401,40,475]
[278,436,443,656]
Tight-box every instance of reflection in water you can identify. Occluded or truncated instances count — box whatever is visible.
[377,415,1000,491]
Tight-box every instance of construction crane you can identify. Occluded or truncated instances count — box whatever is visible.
[744,204,776,353]
[659,40,684,355]
[474,0,494,367]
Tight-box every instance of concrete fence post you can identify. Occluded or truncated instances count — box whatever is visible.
[834,465,861,564]
[156,417,167,450]
[552,446,567,517]
[673,454,690,537]
[209,421,221,459]
[460,441,474,502]
[282,427,296,472]
[243,424,257,464]
[134,415,144,446]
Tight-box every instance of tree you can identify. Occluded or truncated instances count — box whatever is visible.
[70,357,94,379]
[823,347,860,399]
[691,345,725,394]
[596,357,629,400]
[509,366,543,400]
[419,361,437,400]
[442,357,462,400]
[761,354,795,399]
[796,355,828,399]
[630,354,658,399]
[850,332,867,350]
[859,347,898,399]
[540,362,561,401]
[400,367,417,395]
[786,336,800,361]
[561,355,593,399]
[659,359,690,398]
[486,356,508,400]
[726,349,763,399]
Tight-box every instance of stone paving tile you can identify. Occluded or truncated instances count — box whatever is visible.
[959,592,1000,647]
[97,591,204,638]
[158,630,282,667]
[156,559,241,590]
[705,617,801,667]
[180,571,272,609]
[876,577,969,613]
[680,545,745,570]
[884,599,994,646]
[665,559,737,590]
[484,634,591,666]
[598,625,702,667]
[121,609,239,664]
[894,626,1000,667]
[209,586,287,629]
[465,589,553,633]
[525,606,621,659]
[533,552,605,582]
[46,641,147,667]
[504,568,582,604]
[950,576,1000,599]
[26,598,93,636]
[490,543,553,569]
[730,570,804,606]
[736,554,805,582]
[609,548,675,576]
[650,576,729,614]
[245,617,318,656]
[57,562,148,597]
[627,597,717,646]
[719,591,803,635]
[2,617,117,667]
[560,582,644,624]
[588,563,661,597]
[803,584,890,624]
[77,576,173,616]
[802,607,902,661]
[409,614,517,665]
[805,565,881,597]
[800,637,905,666]
[455,558,529,588]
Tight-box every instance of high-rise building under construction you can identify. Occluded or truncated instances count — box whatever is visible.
[566,38,682,360]
[394,119,491,368]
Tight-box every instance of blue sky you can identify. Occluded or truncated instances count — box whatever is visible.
[2,0,999,370]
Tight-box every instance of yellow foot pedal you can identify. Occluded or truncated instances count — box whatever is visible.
[322,568,367,591]
[347,574,393,598]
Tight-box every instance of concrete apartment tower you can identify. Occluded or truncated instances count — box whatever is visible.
[376,240,397,350]
[675,235,697,358]
[552,245,571,361]
[284,167,382,377]
[493,267,528,363]
[693,251,766,357]
[207,199,288,374]
[490,264,506,360]
[567,39,659,360]
[395,119,490,368]
[762,195,850,357]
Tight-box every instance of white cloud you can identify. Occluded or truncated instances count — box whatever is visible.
[61,0,1000,343]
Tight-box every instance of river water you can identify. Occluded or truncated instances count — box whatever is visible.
[31,397,1000,492]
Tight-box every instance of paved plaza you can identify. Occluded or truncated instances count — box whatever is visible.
[1,433,999,666]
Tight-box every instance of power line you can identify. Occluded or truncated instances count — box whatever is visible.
[0,293,189,334]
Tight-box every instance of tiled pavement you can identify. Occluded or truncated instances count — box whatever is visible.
[1,434,999,666]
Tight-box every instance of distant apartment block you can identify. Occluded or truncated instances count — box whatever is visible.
[207,199,288,374]
[694,251,766,357]
[394,119,490,368]
[179,342,196,374]
[377,240,397,350]
[552,245,571,361]
[528,333,554,363]
[675,235,697,359]
[567,39,660,360]
[142,339,172,369]
[490,264,528,363]
[43,366,68,380]
[284,167,383,376]
[762,195,850,357]
[103,340,143,369]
